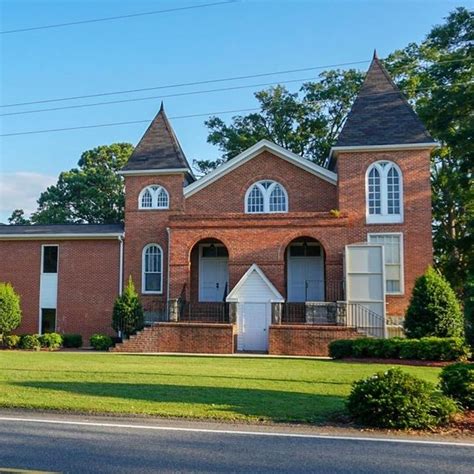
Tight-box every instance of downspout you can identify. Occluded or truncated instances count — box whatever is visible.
[118,235,124,296]
[166,227,171,318]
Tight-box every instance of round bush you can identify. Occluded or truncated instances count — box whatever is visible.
[90,334,113,351]
[347,368,458,429]
[20,334,41,350]
[0,282,22,340]
[404,267,464,339]
[62,334,83,348]
[440,363,474,410]
[39,333,63,351]
[4,334,20,349]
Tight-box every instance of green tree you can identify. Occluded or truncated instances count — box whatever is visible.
[195,69,364,173]
[404,267,464,339]
[385,7,473,297]
[112,277,144,338]
[0,283,22,342]
[8,209,30,225]
[25,143,133,224]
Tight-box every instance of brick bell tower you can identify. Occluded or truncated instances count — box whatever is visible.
[330,52,438,317]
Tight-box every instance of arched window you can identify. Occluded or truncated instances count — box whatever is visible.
[142,244,163,293]
[366,161,403,223]
[139,185,169,209]
[245,180,288,214]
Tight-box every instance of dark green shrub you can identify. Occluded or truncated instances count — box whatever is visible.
[347,368,458,429]
[404,267,464,339]
[4,334,20,349]
[90,334,113,351]
[328,339,355,359]
[352,338,382,357]
[112,276,144,337]
[464,271,474,348]
[20,334,41,350]
[0,282,22,342]
[440,363,474,409]
[398,338,421,360]
[377,338,403,358]
[39,332,63,350]
[62,334,83,348]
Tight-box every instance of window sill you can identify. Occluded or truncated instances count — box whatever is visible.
[366,215,403,225]
[142,291,163,295]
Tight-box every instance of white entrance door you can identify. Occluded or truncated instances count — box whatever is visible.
[288,257,324,302]
[237,302,271,351]
[199,258,229,302]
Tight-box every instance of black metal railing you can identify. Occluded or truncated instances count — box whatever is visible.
[178,302,230,323]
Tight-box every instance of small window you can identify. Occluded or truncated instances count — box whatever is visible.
[368,233,404,294]
[42,246,58,273]
[201,244,228,258]
[41,308,56,333]
[142,244,163,293]
[289,243,321,257]
[139,185,169,210]
[245,180,288,214]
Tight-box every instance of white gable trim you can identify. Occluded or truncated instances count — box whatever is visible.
[184,140,337,198]
[329,142,439,158]
[118,168,190,176]
[226,263,284,303]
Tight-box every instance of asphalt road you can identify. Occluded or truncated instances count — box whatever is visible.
[0,414,473,473]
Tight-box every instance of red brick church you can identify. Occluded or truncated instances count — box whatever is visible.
[0,55,436,354]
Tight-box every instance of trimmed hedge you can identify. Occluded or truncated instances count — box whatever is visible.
[90,334,113,351]
[329,337,469,361]
[440,363,474,409]
[348,368,458,429]
[62,334,83,348]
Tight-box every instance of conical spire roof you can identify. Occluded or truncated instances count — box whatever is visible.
[122,103,193,173]
[334,54,435,147]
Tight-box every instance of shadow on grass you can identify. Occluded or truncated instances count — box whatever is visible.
[12,381,345,422]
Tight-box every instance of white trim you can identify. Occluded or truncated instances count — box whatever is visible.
[184,140,337,198]
[138,185,170,210]
[118,236,124,296]
[118,168,189,176]
[244,180,289,214]
[0,233,124,240]
[39,244,59,335]
[142,243,164,295]
[367,232,405,296]
[365,161,404,224]
[226,264,284,303]
[330,142,439,157]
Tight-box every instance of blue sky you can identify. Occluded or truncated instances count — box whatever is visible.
[0,0,469,222]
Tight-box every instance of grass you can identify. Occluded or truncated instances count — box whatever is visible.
[0,352,442,424]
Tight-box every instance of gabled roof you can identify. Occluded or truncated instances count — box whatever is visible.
[332,52,436,151]
[0,224,124,240]
[226,264,284,303]
[184,139,337,198]
[121,103,194,178]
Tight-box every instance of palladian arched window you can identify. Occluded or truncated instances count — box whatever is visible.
[142,244,163,293]
[139,185,169,209]
[245,180,288,214]
[366,161,403,223]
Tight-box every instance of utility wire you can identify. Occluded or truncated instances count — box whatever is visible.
[1,79,472,118]
[2,81,472,138]
[0,1,236,34]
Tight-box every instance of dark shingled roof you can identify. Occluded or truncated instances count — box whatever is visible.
[334,53,435,148]
[0,224,124,236]
[121,103,194,174]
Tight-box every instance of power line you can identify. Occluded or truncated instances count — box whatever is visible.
[1,79,472,118]
[0,61,371,108]
[0,1,236,35]
[1,56,471,109]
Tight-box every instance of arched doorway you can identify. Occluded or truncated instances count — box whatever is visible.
[286,237,325,302]
[190,238,229,302]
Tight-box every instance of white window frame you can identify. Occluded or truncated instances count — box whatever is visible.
[365,161,403,224]
[141,243,163,294]
[138,185,169,210]
[368,232,404,295]
[41,244,59,274]
[245,180,288,214]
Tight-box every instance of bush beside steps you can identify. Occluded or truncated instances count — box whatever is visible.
[329,337,470,361]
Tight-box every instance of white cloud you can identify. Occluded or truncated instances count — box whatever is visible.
[0,172,57,222]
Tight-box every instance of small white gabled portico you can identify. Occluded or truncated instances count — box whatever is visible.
[226,264,284,352]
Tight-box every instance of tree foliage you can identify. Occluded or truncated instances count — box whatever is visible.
[0,282,22,340]
[404,267,464,339]
[8,209,30,225]
[112,276,144,338]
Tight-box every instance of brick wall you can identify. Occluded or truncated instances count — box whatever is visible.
[112,322,235,353]
[269,325,361,356]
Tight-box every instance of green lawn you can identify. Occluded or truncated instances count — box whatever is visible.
[0,352,441,424]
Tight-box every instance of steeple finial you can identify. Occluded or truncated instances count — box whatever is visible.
[159,101,165,112]
[373,49,378,60]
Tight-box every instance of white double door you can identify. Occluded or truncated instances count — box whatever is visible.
[199,257,229,302]
[287,256,324,302]
[237,302,271,352]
